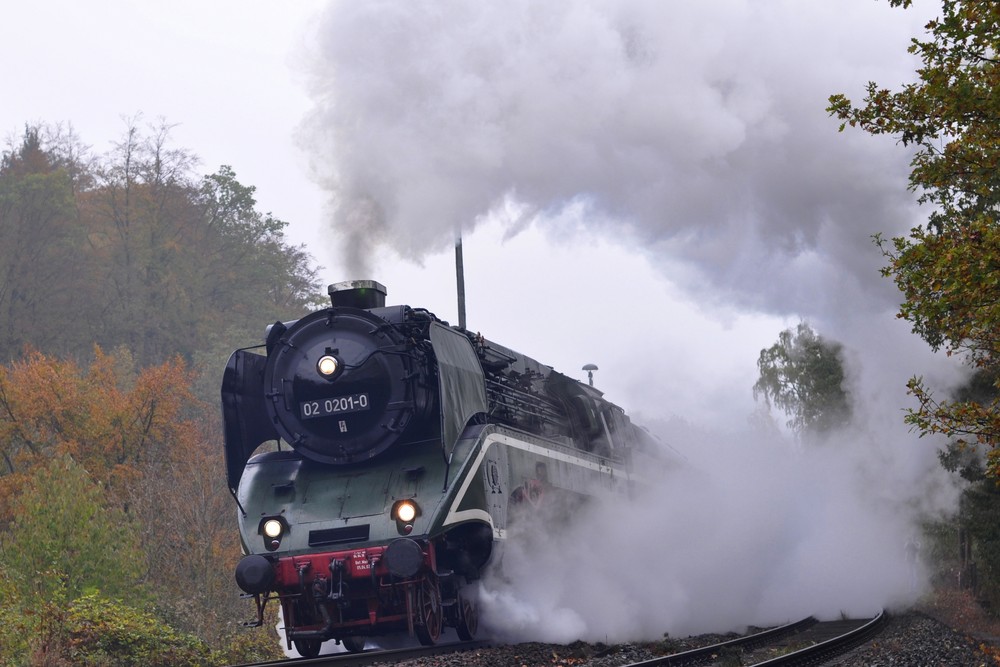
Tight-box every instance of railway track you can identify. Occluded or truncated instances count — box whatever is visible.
[626,610,887,666]
[230,611,887,667]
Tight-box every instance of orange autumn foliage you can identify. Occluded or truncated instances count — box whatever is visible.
[0,347,203,521]
[0,347,253,644]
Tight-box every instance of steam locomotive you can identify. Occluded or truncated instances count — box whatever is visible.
[222,280,655,656]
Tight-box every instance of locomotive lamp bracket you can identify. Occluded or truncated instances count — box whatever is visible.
[403,466,425,480]
[272,481,294,497]
[239,592,269,628]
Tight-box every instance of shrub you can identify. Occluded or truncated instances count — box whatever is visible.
[64,592,217,667]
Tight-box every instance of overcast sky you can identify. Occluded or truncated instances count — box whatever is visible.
[3,0,974,641]
[0,0,951,429]
[0,1,956,434]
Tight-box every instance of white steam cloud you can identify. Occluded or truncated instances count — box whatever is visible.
[299,0,966,643]
[480,415,951,642]
[300,0,925,314]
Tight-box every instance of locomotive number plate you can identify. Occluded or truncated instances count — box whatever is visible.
[300,393,370,419]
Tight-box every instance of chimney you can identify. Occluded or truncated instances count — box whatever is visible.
[328,280,387,309]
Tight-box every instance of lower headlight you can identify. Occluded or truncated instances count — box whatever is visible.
[394,500,418,523]
[263,518,284,539]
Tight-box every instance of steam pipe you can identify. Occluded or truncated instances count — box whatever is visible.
[455,230,467,329]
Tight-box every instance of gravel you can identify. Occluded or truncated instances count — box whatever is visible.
[371,612,995,667]
[829,612,991,667]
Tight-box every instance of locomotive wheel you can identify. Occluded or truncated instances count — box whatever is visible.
[414,577,442,646]
[293,638,322,658]
[456,594,479,641]
[340,636,366,653]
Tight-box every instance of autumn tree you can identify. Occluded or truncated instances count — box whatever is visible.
[0,120,322,371]
[0,348,202,508]
[197,165,321,318]
[0,348,278,658]
[127,414,243,642]
[0,118,315,658]
[0,348,207,570]
[753,322,852,438]
[0,127,93,361]
[83,119,204,362]
[80,118,322,366]
[829,1,1000,462]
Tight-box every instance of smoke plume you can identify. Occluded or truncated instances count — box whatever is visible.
[300,0,966,642]
[300,0,926,313]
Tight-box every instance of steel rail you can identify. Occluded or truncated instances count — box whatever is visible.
[752,609,887,667]
[230,611,886,667]
[621,611,886,667]
[622,616,818,666]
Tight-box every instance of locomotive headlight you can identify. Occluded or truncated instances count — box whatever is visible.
[262,519,284,539]
[259,516,287,551]
[394,500,418,523]
[317,355,339,377]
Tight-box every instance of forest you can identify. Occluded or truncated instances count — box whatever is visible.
[0,121,319,664]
